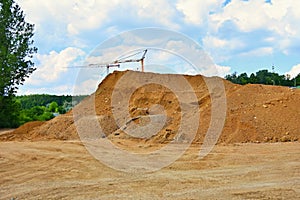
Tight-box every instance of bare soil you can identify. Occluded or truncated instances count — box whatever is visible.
[0,141,299,199]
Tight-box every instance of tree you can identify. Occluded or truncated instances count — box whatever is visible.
[249,73,257,84]
[295,73,300,86]
[0,96,20,127]
[237,73,249,85]
[0,0,37,96]
[225,69,298,87]
[256,70,269,84]
[225,72,238,83]
[0,0,37,127]
[48,101,58,113]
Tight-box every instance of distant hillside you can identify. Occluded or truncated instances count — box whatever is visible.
[11,94,88,126]
[15,94,87,110]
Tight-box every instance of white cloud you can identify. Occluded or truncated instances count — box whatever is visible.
[239,47,273,57]
[176,0,222,25]
[211,0,271,32]
[27,47,85,85]
[17,0,298,63]
[73,79,100,95]
[203,0,300,59]
[210,0,300,41]
[133,0,179,29]
[202,35,244,50]
[202,35,245,62]
[17,0,118,35]
[17,0,179,36]
[286,64,300,79]
[216,64,231,77]
[202,36,227,48]
[161,39,219,76]
[66,1,121,35]
[18,85,74,95]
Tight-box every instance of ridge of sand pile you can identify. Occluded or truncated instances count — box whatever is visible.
[1,70,299,143]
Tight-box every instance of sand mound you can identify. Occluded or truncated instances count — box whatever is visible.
[2,70,299,144]
[0,121,44,141]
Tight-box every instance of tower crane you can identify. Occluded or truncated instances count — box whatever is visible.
[68,49,147,75]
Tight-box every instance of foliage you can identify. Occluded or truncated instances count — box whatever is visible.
[225,69,300,87]
[0,96,20,127]
[48,101,58,112]
[14,94,87,109]
[18,105,54,125]
[15,94,87,126]
[0,0,37,127]
[0,0,37,96]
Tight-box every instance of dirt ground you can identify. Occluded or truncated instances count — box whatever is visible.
[0,140,299,199]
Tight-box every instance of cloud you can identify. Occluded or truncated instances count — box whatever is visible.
[73,79,100,95]
[132,0,179,29]
[238,47,273,57]
[286,64,300,79]
[210,0,300,50]
[176,0,222,25]
[18,85,74,95]
[202,36,228,48]
[216,64,231,77]
[27,47,86,85]
[17,0,299,62]
[66,1,120,35]
[211,0,271,32]
[16,0,112,34]
[202,35,245,62]
[17,0,179,36]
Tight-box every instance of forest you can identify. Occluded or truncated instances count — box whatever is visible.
[225,69,300,87]
[1,94,87,127]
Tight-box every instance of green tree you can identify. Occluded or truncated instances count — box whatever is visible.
[57,106,66,114]
[237,73,249,85]
[249,73,257,84]
[48,101,58,112]
[256,70,269,84]
[0,96,20,127]
[225,69,298,87]
[295,74,300,86]
[225,72,238,83]
[0,0,37,127]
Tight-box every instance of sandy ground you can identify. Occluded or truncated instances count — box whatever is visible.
[0,140,299,199]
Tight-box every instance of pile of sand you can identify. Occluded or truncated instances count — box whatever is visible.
[1,70,299,144]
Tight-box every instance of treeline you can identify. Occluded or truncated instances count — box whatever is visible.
[0,94,87,128]
[225,69,300,86]
[15,94,87,109]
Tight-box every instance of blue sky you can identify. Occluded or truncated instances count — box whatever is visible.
[15,0,300,95]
